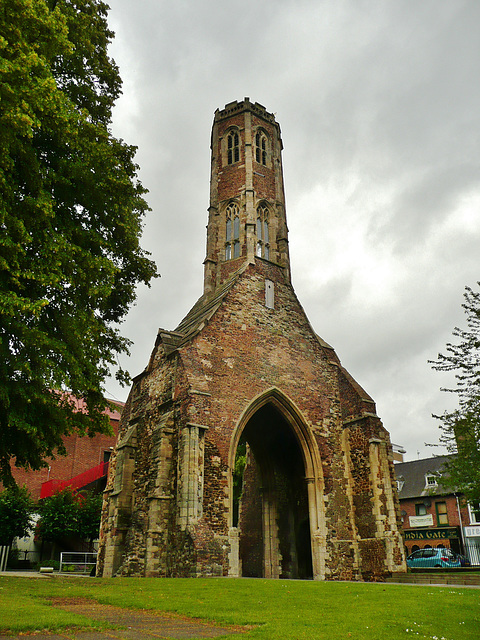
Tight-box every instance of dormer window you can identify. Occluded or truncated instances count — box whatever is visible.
[425,474,438,487]
[225,202,240,259]
[227,130,240,164]
[255,131,267,165]
[256,204,269,260]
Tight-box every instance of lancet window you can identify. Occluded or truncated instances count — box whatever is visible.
[256,204,270,260]
[255,131,267,165]
[227,130,240,164]
[225,202,240,260]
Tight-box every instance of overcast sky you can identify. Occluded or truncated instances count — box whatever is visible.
[104,0,480,462]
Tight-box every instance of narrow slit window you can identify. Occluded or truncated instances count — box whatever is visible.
[261,136,267,165]
[255,131,267,166]
[225,202,240,260]
[255,204,270,260]
[227,130,240,165]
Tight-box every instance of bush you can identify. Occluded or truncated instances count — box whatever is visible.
[35,559,60,571]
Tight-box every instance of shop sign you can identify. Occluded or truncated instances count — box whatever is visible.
[404,527,458,541]
[464,526,480,538]
[409,514,433,528]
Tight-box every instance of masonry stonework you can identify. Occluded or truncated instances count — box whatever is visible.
[97,99,406,580]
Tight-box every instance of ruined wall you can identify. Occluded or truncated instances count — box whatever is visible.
[98,259,405,580]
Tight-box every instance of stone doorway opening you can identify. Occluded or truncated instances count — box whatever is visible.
[232,402,313,579]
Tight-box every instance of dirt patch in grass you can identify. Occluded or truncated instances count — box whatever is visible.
[43,597,249,638]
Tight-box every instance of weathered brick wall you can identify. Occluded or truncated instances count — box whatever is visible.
[98,99,406,581]
[216,114,246,202]
[98,256,405,581]
[9,412,120,500]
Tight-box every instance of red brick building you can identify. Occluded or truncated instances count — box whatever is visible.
[97,99,406,581]
[395,455,480,564]
[10,397,123,500]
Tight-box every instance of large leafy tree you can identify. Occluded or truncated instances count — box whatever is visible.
[0,0,157,484]
[431,283,480,502]
[0,485,35,546]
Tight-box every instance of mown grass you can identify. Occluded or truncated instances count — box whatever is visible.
[0,575,478,639]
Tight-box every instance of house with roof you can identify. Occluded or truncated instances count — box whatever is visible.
[394,455,480,564]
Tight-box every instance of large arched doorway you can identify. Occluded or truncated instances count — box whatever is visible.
[231,401,314,579]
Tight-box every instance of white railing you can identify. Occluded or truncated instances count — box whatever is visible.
[59,551,97,574]
[0,546,10,572]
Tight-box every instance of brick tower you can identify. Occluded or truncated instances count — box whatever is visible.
[97,99,406,580]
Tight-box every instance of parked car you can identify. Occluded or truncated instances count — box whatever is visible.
[406,548,461,569]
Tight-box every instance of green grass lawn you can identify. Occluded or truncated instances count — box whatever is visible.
[0,575,478,639]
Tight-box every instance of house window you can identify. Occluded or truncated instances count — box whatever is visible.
[225,202,240,260]
[435,501,448,525]
[256,204,270,259]
[415,503,427,516]
[255,131,267,165]
[469,503,480,524]
[227,130,240,164]
[425,474,438,487]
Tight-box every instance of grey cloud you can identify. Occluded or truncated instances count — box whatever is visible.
[105,0,480,461]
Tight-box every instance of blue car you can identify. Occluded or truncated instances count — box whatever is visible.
[406,548,461,569]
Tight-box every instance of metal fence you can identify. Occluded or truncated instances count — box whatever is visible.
[59,551,97,574]
[464,542,480,566]
[0,546,9,572]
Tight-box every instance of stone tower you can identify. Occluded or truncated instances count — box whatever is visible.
[97,99,406,580]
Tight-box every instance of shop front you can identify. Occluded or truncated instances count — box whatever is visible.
[404,527,462,555]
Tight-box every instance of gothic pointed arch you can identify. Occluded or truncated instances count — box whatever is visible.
[228,387,325,579]
[255,201,270,260]
[224,200,241,260]
[224,127,241,165]
[254,127,268,166]
[230,387,322,482]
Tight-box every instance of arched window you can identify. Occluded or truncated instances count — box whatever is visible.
[225,202,240,260]
[227,130,240,165]
[256,204,269,260]
[255,131,267,165]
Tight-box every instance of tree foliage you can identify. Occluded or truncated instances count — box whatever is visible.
[431,283,480,502]
[36,487,102,545]
[77,491,103,543]
[36,488,80,543]
[0,485,35,546]
[0,0,157,484]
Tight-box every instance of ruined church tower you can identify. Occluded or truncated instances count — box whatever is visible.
[97,99,406,580]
